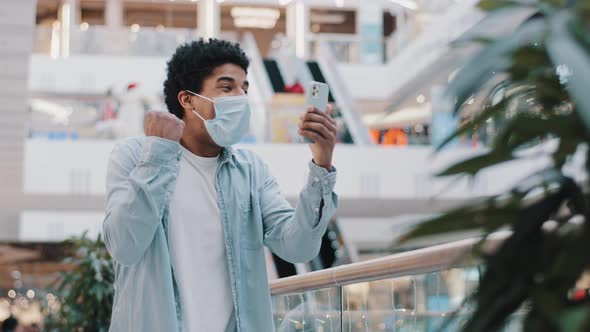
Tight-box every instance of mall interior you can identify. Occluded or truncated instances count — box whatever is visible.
[1,0,590,331]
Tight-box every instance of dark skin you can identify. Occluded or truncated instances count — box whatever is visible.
[176,63,337,170]
[177,63,250,158]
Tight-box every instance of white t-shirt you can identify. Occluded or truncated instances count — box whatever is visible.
[168,145,234,332]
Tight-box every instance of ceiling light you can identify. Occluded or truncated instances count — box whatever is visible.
[310,13,346,24]
[232,7,280,19]
[231,7,280,29]
[416,94,426,104]
[391,0,418,10]
[234,17,277,29]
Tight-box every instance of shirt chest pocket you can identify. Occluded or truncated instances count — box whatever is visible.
[239,191,264,250]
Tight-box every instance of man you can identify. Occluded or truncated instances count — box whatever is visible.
[103,39,338,331]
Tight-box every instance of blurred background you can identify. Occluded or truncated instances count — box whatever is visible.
[1,0,579,330]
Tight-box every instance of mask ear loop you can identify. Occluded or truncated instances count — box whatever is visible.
[185,90,213,122]
[191,109,207,122]
[185,89,214,103]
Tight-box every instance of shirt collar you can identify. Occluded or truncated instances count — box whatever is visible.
[219,146,235,165]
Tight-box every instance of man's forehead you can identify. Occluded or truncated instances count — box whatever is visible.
[210,64,247,79]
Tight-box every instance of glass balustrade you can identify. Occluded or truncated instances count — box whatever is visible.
[33,25,238,57]
[272,264,524,331]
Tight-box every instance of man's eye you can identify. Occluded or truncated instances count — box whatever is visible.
[221,86,232,91]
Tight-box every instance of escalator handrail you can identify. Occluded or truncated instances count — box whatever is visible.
[240,32,273,142]
[242,32,274,102]
[383,0,483,69]
[269,231,509,296]
[316,39,374,145]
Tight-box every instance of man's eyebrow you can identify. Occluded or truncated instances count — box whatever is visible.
[217,76,249,90]
[216,76,236,83]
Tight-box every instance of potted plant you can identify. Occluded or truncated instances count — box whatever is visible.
[44,233,114,332]
[401,0,590,330]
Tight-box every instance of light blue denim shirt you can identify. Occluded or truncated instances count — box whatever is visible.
[102,136,338,331]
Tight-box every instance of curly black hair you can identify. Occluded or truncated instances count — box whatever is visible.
[163,38,250,119]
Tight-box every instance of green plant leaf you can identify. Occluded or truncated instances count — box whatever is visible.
[509,45,552,81]
[447,19,547,112]
[491,113,578,153]
[400,168,563,244]
[437,151,517,176]
[450,36,496,48]
[45,233,114,331]
[556,305,590,331]
[398,201,519,243]
[462,177,575,331]
[436,98,509,152]
[553,136,580,167]
[478,0,534,11]
[546,11,590,134]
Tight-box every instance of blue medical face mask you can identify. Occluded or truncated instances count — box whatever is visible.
[186,90,251,147]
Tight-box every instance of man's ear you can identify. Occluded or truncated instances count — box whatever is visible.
[178,90,193,110]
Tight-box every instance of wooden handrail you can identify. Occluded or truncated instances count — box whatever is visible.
[269,232,509,296]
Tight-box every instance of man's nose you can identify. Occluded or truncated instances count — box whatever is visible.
[235,86,247,96]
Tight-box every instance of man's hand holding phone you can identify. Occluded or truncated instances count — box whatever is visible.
[298,105,337,171]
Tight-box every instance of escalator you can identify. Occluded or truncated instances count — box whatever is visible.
[306,61,335,103]
[263,59,286,93]
[305,59,363,144]
[272,219,355,278]
[255,58,357,278]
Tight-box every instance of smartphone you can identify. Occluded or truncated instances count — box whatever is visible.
[303,81,330,143]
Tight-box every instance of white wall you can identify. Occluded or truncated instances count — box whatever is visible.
[24,140,550,199]
[20,210,103,242]
[29,54,168,96]
[21,140,555,242]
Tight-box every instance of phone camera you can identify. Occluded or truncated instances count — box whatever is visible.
[312,85,319,97]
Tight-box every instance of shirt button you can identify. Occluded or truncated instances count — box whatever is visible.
[323,180,329,185]
[314,177,320,182]
[314,207,320,212]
